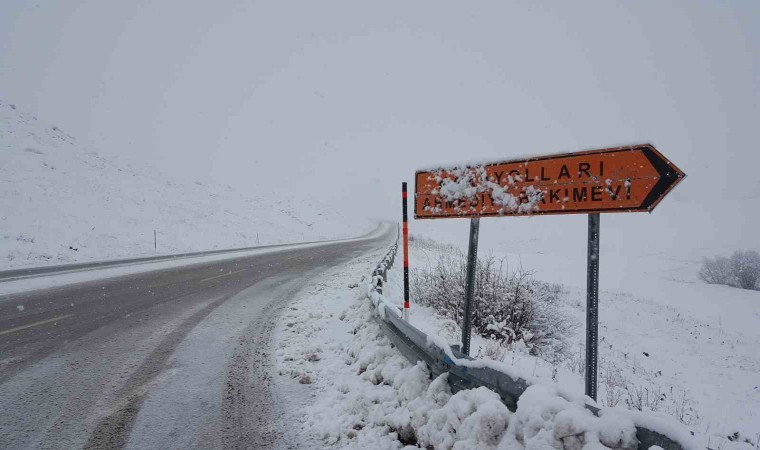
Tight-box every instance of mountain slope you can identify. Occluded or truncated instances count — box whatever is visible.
[0,101,373,270]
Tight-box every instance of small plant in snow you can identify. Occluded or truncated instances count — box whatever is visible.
[613,364,701,427]
[624,381,664,412]
[666,386,700,427]
[16,233,35,244]
[539,339,570,381]
[566,342,586,377]
[437,318,461,344]
[599,357,627,408]
[479,338,506,361]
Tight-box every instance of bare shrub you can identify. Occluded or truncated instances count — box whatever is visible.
[698,255,733,285]
[410,250,573,355]
[620,375,700,426]
[699,250,760,290]
[624,382,664,412]
[730,250,760,290]
[599,357,626,408]
[666,387,700,427]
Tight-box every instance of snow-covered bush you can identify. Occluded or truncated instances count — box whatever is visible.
[410,250,573,354]
[699,250,760,290]
[730,250,760,290]
[698,255,733,285]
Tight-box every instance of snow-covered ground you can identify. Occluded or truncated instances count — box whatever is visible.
[271,246,694,450]
[381,238,760,450]
[0,101,374,270]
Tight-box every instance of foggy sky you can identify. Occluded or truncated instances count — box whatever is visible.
[1,1,758,243]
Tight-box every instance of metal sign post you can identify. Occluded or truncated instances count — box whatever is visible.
[461,218,480,355]
[402,182,411,320]
[585,213,600,401]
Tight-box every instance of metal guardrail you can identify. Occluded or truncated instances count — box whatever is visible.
[368,240,689,450]
[0,244,289,283]
[0,225,388,283]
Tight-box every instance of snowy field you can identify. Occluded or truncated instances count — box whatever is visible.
[380,237,760,450]
[0,101,374,270]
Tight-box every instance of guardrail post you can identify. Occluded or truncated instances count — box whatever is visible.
[462,217,480,355]
[372,268,384,295]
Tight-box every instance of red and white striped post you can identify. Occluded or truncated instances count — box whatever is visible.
[402,182,410,320]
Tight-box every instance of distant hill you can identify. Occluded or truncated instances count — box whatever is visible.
[0,101,373,269]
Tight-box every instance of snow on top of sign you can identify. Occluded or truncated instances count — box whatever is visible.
[423,165,543,216]
[414,142,653,172]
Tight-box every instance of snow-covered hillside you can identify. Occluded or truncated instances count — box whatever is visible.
[0,101,374,270]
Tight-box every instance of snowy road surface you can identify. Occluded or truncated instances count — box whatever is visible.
[0,224,394,449]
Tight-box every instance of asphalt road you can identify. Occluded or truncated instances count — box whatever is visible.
[0,225,393,450]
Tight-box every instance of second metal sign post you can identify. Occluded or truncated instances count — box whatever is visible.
[461,218,480,355]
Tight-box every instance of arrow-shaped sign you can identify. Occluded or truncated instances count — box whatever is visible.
[415,144,685,219]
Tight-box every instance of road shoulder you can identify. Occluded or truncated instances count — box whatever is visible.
[272,247,389,449]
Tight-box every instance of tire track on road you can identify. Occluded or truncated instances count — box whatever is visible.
[83,294,231,450]
[221,278,306,449]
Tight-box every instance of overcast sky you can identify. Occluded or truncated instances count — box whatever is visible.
[1,1,758,252]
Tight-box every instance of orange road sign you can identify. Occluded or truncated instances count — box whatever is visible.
[414,144,685,219]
